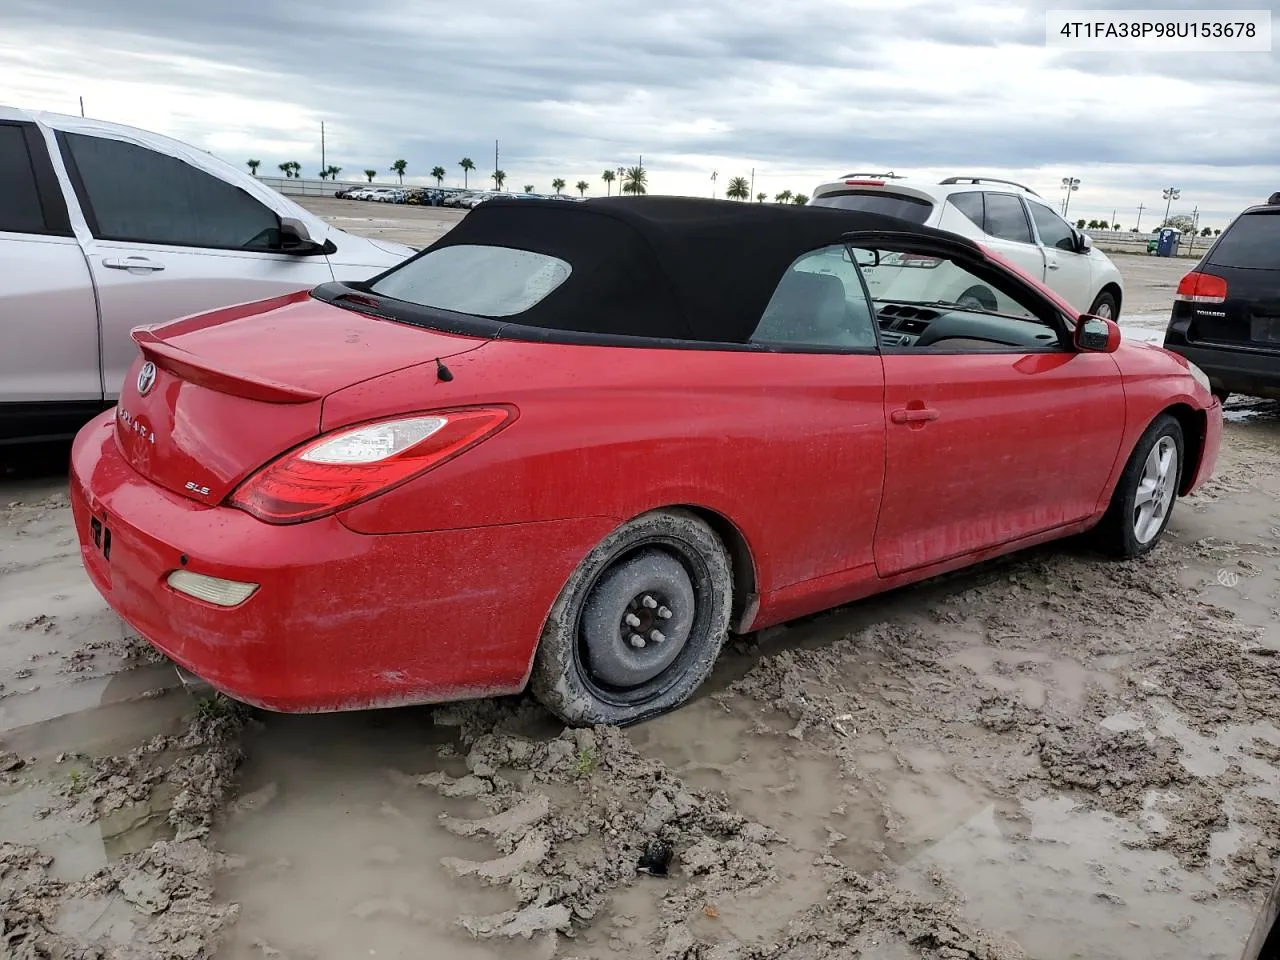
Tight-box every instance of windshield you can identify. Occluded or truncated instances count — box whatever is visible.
[369,243,572,317]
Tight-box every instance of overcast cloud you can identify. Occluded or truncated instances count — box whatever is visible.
[1,0,1276,227]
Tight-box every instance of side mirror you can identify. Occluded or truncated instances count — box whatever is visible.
[1074,314,1121,353]
[1077,231,1093,253]
[279,217,331,256]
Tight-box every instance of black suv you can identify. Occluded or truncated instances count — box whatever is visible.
[1163,195,1280,401]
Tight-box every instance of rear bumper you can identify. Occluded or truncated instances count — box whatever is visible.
[1163,342,1280,400]
[70,411,614,712]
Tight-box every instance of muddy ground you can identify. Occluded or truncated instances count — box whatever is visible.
[3,241,1279,960]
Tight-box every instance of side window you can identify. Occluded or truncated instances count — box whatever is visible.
[0,124,52,234]
[946,191,984,230]
[982,193,1033,244]
[60,132,281,250]
[1027,201,1077,251]
[751,245,876,350]
[851,243,1062,351]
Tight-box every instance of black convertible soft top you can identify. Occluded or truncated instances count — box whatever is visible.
[401,195,982,344]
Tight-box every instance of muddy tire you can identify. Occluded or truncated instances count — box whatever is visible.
[1087,289,1119,321]
[1091,413,1184,558]
[530,509,733,727]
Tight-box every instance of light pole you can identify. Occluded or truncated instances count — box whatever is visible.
[1161,187,1180,227]
[1060,177,1080,218]
[710,170,718,198]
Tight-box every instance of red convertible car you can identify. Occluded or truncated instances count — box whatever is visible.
[70,196,1222,726]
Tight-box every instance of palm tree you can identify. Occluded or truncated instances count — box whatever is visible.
[725,176,750,200]
[774,190,792,204]
[327,165,341,181]
[621,165,647,195]
[247,159,260,176]
[523,184,534,194]
[756,192,767,203]
[1214,228,1222,235]
[459,158,475,188]
[431,166,446,187]
[492,169,506,190]
[601,169,616,195]
[552,178,566,195]
[317,169,328,180]
[576,180,589,197]
[363,169,376,183]
[390,159,407,184]
[278,162,293,178]
[288,161,302,179]
[792,194,808,205]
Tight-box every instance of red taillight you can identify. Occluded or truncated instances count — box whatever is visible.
[229,406,515,524]
[1175,271,1227,303]
[845,179,885,186]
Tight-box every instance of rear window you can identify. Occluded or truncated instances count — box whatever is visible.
[811,190,934,224]
[370,244,572,317]
[1207,213,1280,270]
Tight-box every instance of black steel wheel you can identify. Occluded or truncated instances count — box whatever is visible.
[530,509,733,726]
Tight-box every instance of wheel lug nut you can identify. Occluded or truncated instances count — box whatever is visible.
[641,595,657,609]
[625,613,641,628]
[650,629,665,644]
[629,634,646,648]
[657,606,672,619]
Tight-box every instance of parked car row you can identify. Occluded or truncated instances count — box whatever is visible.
[335,184,587,209]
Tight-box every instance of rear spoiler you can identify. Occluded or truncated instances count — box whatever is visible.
[131,329,322,404]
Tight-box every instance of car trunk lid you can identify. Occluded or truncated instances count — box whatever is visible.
[113,290,486,504]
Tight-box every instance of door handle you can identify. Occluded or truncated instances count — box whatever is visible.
[890,407,939,424]
[1046,261,1060,270]
[102,256,165,272]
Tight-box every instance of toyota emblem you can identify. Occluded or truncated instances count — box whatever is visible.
[136,361,157,396]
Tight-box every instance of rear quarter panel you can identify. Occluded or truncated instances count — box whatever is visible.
[322,339,888,599]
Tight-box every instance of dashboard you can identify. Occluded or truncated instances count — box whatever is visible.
[874,301,1064,350]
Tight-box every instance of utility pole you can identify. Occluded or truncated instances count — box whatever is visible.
[494,140,499,189]
[750,167,755,199]
[710,170,717,198]
[1161,187,1180,228]
[79,96,84,117]
[1187,205,1200,255]
[1111,208,1116,231]
[320,121,325,175]
[1136,202,1145,232]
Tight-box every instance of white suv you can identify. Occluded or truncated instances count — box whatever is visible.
[809,174,1124,320]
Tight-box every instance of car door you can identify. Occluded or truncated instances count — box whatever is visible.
[54,130,336,401]
[982,192,1049,280]
[745,243,886,598]
[0,119,101,422]
[1025,198,1096,311]
[848,236,1125,578]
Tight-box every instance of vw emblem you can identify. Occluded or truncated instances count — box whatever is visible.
[136,361,157,396]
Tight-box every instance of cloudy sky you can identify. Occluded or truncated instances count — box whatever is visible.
[2,0,1276,228]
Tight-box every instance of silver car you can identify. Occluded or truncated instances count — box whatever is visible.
[0,106,415,443]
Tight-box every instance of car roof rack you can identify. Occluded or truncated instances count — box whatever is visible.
[839,171,905,179]
[938,176,1041,197]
